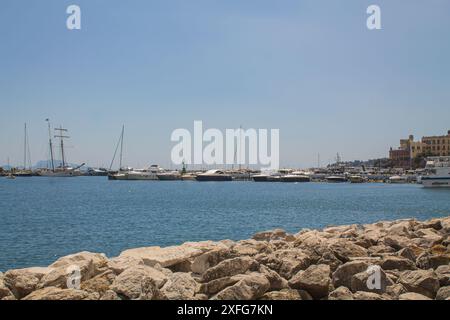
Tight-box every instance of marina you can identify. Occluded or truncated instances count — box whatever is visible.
[2,122,449,187]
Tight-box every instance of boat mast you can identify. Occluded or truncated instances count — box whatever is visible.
[26,125,32,170]
[54,126,69,169]
[23,123,27,170]
[109,125,125,171]
[46,119,55,172]
[119,125,124,170]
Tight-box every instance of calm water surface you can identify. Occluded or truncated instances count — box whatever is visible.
[1,177,449,271]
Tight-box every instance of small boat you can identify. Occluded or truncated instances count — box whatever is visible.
[388,175,408,184]
[421,157,450,188]
[349,175,367,183]
[6,174,16,179]
[252,172,281,182]
[195,170,232,182]
[157,171,181,181]
[14,170,33,177]
[326,175,347,183]
[280,174,311,183]
[87,168,109,176]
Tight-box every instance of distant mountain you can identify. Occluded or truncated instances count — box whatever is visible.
[1,160,82,170]
[34,160,81,169]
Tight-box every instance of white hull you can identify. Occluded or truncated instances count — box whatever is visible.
[109,172,158,180]
[38,171,78,177]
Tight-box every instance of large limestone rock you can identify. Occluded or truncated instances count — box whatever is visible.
[100,289,122,300]
[252,229,295,242]
[328,239,368,263]
[160,273,199,300]
[435,265,450,286]
[110,265,168,299]
[289,264,331,299]
[383,235,413,250]
[385,220,416,238]
[368,245,396,256]
[81,270,116,295]
[119,241,224,269]
[201,257,258,282]
[107,256,144,275]
[39,252,108,289]
[231,240,273,256]
[380,256,416,271]
[255,249,311,279]
[259,289,309,300]
[441,217,450,233]
[435,286,450,300]
[317,251,342,272]
[353,291,390,300]
[360,227,385,246]
[212,273,270,300]
[414,228,444,247]
[386,284,407,299]
[397,247,418,262]
[398,269,440,299]
[259,265,288,291]
[191,248,231,274]
[350,267,394,294]
[0,272,13,299]
[328,286,354,300]
[416,252,450,270]
[398,292,432,300]
[293,230,330,250]
[3,267,50,299]
[23,287,96,300]
[199,275,244,296]
[332,261,369,289]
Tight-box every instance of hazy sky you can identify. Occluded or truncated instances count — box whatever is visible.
[1,0,449,169]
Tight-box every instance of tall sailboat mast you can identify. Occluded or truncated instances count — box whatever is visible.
[23,123,27,170]
[119,125,124,170]
[46,119,55,172]
[109,125,125,171]
[55,126,69,169]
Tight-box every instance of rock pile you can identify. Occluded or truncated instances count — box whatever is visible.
[1,217,450,300]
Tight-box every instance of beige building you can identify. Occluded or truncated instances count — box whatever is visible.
[420,131,450,157]
[390,130,450,168]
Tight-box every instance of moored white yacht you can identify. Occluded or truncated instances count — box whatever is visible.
[110,165,164,181]
[157,170,181,181]
[195,169,232,181]
[280,171,311,183]
[421,157,450,188]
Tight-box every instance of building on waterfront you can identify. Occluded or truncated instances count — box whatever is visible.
[389,130,450,168]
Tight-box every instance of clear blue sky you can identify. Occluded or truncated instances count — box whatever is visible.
[1,0,449,168]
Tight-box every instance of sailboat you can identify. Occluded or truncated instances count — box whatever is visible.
[15,123,33,177]
[37,119,85,177]
[108,125,129,180]
[108,126,164,180]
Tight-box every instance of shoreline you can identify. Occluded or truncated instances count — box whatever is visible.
[1,216,449,300]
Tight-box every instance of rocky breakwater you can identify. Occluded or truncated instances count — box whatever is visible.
[1,216,450,300]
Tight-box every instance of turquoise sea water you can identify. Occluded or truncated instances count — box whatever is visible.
[0,177,449,271]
